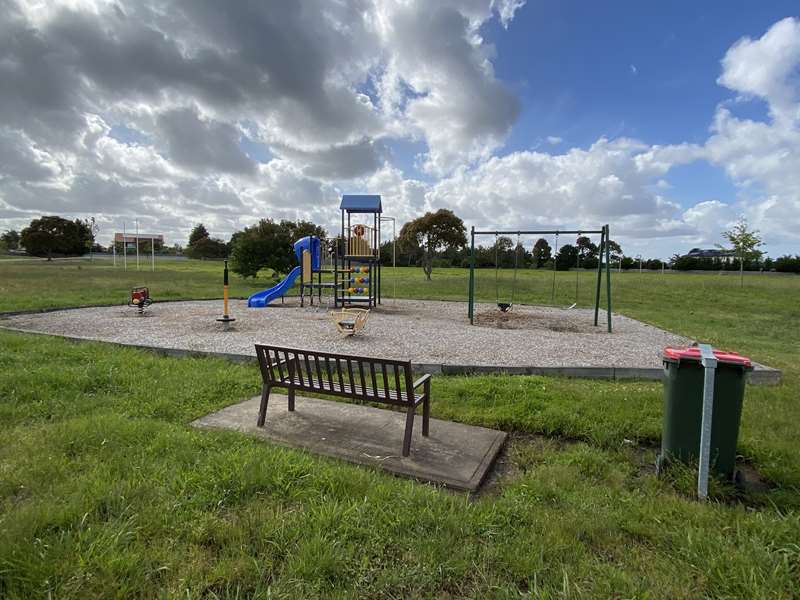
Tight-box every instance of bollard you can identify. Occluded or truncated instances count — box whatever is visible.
[216,260,236,330]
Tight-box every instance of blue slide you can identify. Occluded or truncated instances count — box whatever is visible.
[247,266,302,308]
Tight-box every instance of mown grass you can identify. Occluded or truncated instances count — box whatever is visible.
[1,260,799,597]
[2,332,799,598]
[0,258,276,313]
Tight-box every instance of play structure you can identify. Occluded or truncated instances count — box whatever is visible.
[467,225,614,332]
[247,195,384,309]
[128,287,152,315]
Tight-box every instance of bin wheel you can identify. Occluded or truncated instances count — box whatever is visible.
[733,468,745,491]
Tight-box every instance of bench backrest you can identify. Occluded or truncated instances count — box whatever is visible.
[255,345,415,404]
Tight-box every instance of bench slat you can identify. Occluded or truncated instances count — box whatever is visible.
[314,354,324,391]
[274,349,285,381]
[302,352,314,389]
[257,344,411,367]
[369,361,378,399]
[358,361,367,397]
[336,357,344,390]
[393,363,402,396]
[346,359,355,392]
[324,356,334,390]
[381,363,390,399]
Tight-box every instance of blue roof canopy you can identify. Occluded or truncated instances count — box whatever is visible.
[340,194,382,213]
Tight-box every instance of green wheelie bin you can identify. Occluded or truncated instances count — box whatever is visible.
[658,346,752,479]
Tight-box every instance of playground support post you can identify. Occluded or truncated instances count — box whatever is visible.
[151,235,155,272]
[468,226,476,324]
[605,225,612,333]
[592,224,612,333]
[593,226,604,327]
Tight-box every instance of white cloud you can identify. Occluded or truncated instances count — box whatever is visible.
[546,136,562,145]
[373,1,520,175]
[425,137,694,236]
[718,17,800,123]
[706,17,800,249]
[0,0,525,244]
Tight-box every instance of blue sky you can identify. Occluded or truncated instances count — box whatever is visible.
[490,1,788,149]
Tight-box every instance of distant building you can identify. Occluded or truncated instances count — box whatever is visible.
[683,248,735,263]
[114,233,164,249]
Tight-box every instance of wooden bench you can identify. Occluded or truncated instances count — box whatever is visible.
[254,344,431,456]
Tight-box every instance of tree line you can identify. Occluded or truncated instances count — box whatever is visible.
[4,214,798,277]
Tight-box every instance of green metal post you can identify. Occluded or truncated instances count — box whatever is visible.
[468,226,476,324]
[594,226,604,326]
[605,224,612,333]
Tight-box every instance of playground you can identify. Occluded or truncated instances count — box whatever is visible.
[0,298,687,369]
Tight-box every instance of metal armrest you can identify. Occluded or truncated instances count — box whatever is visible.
[412,374,432,389]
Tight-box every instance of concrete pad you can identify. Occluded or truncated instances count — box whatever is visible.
[192,394,506,492]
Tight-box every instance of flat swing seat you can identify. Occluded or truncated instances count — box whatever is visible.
[330,308,370,336]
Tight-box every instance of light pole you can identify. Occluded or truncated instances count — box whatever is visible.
[89,217,99,262]
[380,216,396,303]
[135,219,140,271]
[122,221,128,271]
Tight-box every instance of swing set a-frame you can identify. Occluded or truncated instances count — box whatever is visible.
[467,224,613,332]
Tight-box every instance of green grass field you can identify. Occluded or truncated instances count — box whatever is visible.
[1,259,799,598]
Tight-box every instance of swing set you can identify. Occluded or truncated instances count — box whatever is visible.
[467,225,613,332]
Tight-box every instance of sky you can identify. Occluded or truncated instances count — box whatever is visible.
[1,0,799,259]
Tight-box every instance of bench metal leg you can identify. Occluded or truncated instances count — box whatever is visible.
[288,387,295,412]
[402,404,416,457]
[257,383,271,427]
[422,384,430,437]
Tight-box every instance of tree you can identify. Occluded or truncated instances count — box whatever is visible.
[492,236,514,268]
[575,236,599,261]
[719,217,763,287]
[229,219,294,278]
[532,238,552,268]
[555,244,578,271]
[2,230,20,250]
[20,216,93,260]
[620,256,636,270]
[186,223,228,259]
[187,236,228,259]
[188,223,210,247]
[774,255,800,273]
[398,209,467,280]
[285,220,327,243]
[606,240,622,261]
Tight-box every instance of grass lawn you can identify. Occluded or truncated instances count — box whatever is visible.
[1,260,799,597]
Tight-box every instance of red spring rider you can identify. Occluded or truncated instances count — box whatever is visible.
[128,287,152,315]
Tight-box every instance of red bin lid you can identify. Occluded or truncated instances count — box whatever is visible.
[663,346,752,367]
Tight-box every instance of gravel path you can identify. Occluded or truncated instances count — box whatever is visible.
[1,299,690,369]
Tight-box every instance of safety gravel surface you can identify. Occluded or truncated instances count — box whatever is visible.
[1,299,690,368]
